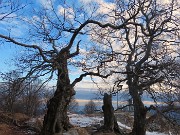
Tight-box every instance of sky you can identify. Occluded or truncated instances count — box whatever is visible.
[0,0,117,89]
[0,0,179,90]
[0,0,179,117]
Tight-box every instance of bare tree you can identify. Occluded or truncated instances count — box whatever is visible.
[21,78,44,117]
[84,99,97,114]
[0,70,23,114]
[82,0,180,135]
[0,1,134,134]
[0,0,179,135]
[67,96,79,113]
[0,70,44,117]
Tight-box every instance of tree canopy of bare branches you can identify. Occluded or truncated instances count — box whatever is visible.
[0,0,179,135]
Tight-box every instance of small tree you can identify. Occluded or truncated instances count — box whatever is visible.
[21,78,44,117]
[84,100,97,114]
[0,70,23,114]
[67,96,79,113]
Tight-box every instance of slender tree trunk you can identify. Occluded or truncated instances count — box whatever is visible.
[41,57,75,135]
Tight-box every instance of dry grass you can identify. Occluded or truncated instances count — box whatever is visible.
[115,111,133,128]
[75,127,90,135]
[0,112,34,135]
[14,113,30,122]
[0,123,12,135]
[93,132,117,135]
[0,111,30,124]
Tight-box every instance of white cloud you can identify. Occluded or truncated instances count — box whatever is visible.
[57,5,75,21]
[78,0,95,4]
[32,15,40,21]
[79,0,115,21]
[38,0,55,9]
[0,18,28,37]
[157,0,172,4]
[96,0,116,15]
[79,0,116,14]
[75,77,98,89]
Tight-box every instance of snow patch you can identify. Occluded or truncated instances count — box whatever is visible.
[117,121,131,130]
[68,113,167,135]
[146,131,167,135]
[69,114,103,127]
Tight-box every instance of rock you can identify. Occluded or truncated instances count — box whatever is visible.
[75,127,90,135]
[54,127,90,135]
[93,132,117,135]
[92,123,101,129]
[63,129,79,135]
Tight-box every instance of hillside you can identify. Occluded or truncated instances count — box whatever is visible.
[1,111,178,135]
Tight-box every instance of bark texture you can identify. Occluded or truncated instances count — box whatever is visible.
[131,88,147,135]
[102,93,125,135]
[126,55,148,135]
[41,54,75,135]
[128,75,147,135]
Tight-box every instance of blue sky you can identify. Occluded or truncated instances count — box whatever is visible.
[0,0,116,89]
[0,41,22,72]
[1,0,179,114]
[0,0,179,90]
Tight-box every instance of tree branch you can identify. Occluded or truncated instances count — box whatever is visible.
[68,40,81,58]
[139,76,164,88]
[115,104,133,111]
[70,71,113,87]
[0,34,52,63]
[60,9,140,54]
[146,104,180,125]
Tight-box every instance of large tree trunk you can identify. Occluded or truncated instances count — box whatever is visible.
[127,62,147,135]
[41,57,75,135]
[102,93,124,135]
[130,87,147,135]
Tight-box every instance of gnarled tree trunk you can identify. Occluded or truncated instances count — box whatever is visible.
[130,86,147,135]
[102,93,124,135]
[127,61,148,135]
[41,55,75,135]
